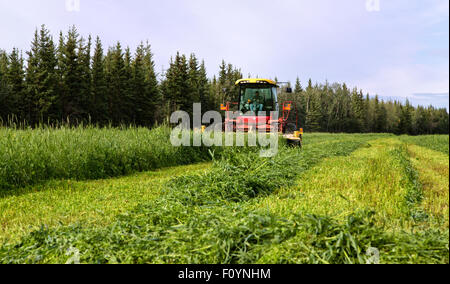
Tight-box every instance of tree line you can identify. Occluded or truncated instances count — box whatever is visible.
[0,25,448,134]
[278,79,449,135]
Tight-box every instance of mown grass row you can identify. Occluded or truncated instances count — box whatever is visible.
[0,138,375,264]
[399,135,449,155]
[254,212,448,264]
[0,163,212,244]
[397,135,449,228]
[390,145,428,222]
[0,126,215,191]
[1,132,447,264]
[247,138,448,264]
[407,144,449,227]
[251,139,413,229]
[0,132,386,244]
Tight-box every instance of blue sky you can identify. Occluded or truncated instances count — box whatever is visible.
[0,0,448,109]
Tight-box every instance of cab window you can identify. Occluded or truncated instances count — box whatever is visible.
[239,87,274,112]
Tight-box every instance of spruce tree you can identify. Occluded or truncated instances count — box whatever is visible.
[375,101,387,133]
[123,47,134,122]
[77,35,92,122]
[351,88,364,132]
[198,60,211,111]
[412,106,428,135]
[131,42,158,126]
[218,60,227,103]
[25,25,58,125]
[319,82,330,131]
[38,25,58,123]
[293,77,305,127]
[373,95,381,132]
[6,48,25,120]
[188,53,200,106]
[434,108,449,134]
[294,77,303,93]
[210,75,220,109]
[305,88,321,132]
[305,79,313,114]
[58,26,82,122]
[24,30,39,124]
[142,42,159,125]
[131,44,146,125]
[364,94,372,132]
[0,50,11,122]
[177,53,190,113]
[55,31,65,120]
[91,36,108,125]
[162,52,190,116]
[398,100,413,134]
[107,42,127,124]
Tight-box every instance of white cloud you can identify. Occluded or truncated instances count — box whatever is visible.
[355,63,449,99]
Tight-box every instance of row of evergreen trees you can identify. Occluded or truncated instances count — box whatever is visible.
[0,25,159,126]
[278,79,449,135]
[0,25,243,127]
[0,25,448,134]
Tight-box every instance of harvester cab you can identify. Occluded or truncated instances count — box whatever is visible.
[220,78,303,147]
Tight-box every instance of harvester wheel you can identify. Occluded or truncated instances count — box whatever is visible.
[286,138,302,148]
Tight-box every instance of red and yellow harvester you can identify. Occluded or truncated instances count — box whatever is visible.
[220,78,303,146]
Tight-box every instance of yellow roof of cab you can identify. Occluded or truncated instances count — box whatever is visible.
[235,78,278,86]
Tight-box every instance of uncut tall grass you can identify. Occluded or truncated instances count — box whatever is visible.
[0,126,211,190]
[399,135,449,155]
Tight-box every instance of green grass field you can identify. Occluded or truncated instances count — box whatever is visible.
[0,127,448,264]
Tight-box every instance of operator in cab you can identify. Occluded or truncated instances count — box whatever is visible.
[250,91,264,112]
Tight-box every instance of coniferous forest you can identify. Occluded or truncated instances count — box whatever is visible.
[0,25,448,135]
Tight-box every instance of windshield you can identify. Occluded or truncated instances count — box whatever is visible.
[239,86,276,113]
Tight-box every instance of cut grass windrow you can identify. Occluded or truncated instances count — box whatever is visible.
[390,145,427,223]
[0,163,212,243]
[252,139,414,229]
[1,134,448,264]
[255,212,448,264]
[0,137,374,264]
[248,138,449,264]
[407,145,449,228]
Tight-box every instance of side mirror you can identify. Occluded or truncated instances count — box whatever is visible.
[285,87,293,94]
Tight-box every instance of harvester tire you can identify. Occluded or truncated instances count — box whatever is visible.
[286,138,302,148]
